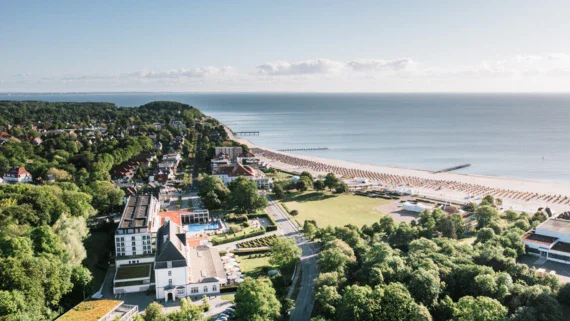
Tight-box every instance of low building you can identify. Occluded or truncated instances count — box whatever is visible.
[211,152,232,174]
[522,212,570,264]
[214,162,271,189]
[56,299,138,321]
[214,146,243,162]
[3,166,33,183]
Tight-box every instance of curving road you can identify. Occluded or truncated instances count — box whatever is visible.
[265,195,319,321]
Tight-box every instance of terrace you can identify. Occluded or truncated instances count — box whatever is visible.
[522,232,558,247]
[115,263,152,281]
[57,299,138,321]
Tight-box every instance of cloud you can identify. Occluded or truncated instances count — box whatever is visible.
[347,58,415,72]
[256,59,344,75]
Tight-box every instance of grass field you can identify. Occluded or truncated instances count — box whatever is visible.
[279,191,389,228]
[221,293,235,302]
[238,254,276,278]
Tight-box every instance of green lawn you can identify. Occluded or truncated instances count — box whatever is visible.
[238,254,276,278]
[280,191,389,228]
[221,293,235,302]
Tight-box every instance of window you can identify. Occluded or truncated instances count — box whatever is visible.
[191,287,198,294]
[203,286,208,293]
[213,285,217,292]
[177,288,185,295]
[168,271,172,276]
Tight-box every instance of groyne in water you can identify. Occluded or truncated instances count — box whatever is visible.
[278,147,330,152]
[433,163,471,174]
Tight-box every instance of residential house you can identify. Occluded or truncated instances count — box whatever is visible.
[3,167,33,183]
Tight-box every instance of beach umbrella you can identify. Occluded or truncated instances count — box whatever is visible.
[236,278,245,284]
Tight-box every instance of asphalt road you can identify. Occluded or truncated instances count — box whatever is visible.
[265,195,319,321]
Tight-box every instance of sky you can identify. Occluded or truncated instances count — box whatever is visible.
[2,0,570,92]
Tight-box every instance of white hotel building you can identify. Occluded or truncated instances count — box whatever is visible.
[522,212,570,264]
[113,195,226,299]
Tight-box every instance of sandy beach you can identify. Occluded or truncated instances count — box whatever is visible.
[224,126,570,214]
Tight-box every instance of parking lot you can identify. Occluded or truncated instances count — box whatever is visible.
[518,254,570,283]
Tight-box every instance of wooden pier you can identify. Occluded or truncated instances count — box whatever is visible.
[234,131,260,136]
[434,163,471,174]
[278,147,330,152]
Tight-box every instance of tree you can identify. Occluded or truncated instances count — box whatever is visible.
[143,302,167,321]
[272,184,285,199]
[87,181,124,213]
[202,190,222,210]
[453,296,507,321]
[290,209,299,216]
[408,268,441,307]
[336,285,376,321]
[475,205,499,228]
[228,177,268,213]
[269,238,301,270]
[505,210,519,221]
[476,228,496,244]
[304,221,317,239]
[335,182,349,193]
[314,180,325,192]
[47,168,72,182]
[480,195,495,207]
[235,278,281,321]
[296,178,309,192]
[557,282,570,305]
[300,171,314,181]
[323,173,338,190]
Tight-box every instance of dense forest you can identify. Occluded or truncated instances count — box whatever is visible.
[307,196,569,321]
[0,101,210,320]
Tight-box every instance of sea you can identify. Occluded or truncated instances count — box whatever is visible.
[2,92,570,184]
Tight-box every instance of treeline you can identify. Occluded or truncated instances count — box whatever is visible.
[308,197,567,321]
[0,100,202,128]
[0,101,205,320]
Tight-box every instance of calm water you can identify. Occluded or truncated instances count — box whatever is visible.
[2,92,570,183]
[186,222,221,232]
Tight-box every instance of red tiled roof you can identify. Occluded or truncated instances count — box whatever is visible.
[187,236,208,248]
[8,167,30,176]
[230,163,255,177]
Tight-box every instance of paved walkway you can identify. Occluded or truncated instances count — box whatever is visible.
[265,195,319,321]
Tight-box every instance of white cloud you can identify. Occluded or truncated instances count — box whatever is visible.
[256,59,344,75]
[347,58,415,72]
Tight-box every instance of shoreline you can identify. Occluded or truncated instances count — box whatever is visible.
[223,125,570,213]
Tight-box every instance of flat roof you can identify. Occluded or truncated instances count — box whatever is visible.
[537,219,570,234]
[522,232,558,246]
[118,195,154,230]
[57,300,122,321]
[552,241,570,254]
[189,246,226,283]
[115,263,152,280]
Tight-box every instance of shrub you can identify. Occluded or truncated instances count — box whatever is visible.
[242,221,250,228]
[290,210,299,216]
[230,225,243,234]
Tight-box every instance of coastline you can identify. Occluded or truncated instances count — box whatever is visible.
[223,125,570,213]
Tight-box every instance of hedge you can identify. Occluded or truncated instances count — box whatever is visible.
[232,248,271,254]
[220,285,239,293]
[211,228,266,245]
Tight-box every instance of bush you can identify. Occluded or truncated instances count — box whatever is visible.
[237,214,248,222]
[242,221,250,228]
[290,209,299,216]
[230,225,243,234]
